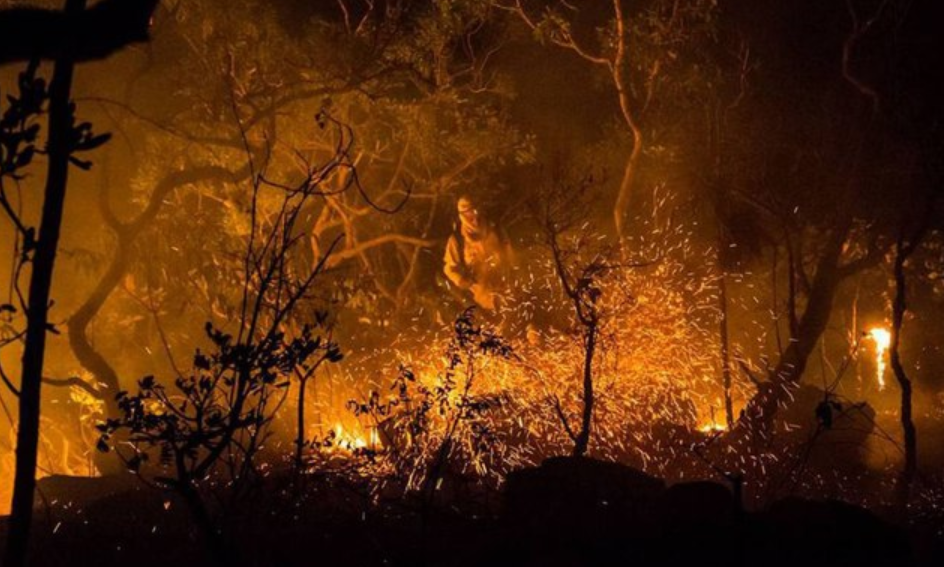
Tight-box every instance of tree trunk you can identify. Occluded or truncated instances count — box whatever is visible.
[736,221,850,439]
[67,239,128,415]
[295,377,308,469]
[890,231,920,507]
[613,123,642,242]
[573,323,596,457]
[719,260,734,428]
[610,1,642,243]
[67,253,124,393]
[66,238,129,475]
[67,306,124,474]
[4,3,84,565]
[612,74,643,242]
[67,166,242,473]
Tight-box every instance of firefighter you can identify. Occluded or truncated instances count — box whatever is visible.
[443,194,515,311]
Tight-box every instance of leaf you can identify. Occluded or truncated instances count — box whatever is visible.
[23,227,36,252]
[68,156,93,170]
[139,375,156,390]
[15,146,34,168]
[194,351,211,370]
[76,132,112,152]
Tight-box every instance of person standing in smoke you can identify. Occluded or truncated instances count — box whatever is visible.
[443,194,515,311]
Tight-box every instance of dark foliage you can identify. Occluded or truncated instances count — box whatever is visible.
[0,0,159,64]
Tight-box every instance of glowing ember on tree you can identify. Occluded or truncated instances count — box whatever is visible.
[868,328,891,391]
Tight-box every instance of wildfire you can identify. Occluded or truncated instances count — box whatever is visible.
[329,226,723,489]
[868,327,891,391]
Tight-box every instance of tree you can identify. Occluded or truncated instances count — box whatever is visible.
[888,210,928,507]
[97,115,357,565]
[498,0,717,240]
[537,176,607,458]
[2,96,102,549]
[32,3,531,493]
[708,0,899,447]
[64,164,254,474]
[530,169,656,458]
[0,3,160,561]
[292,320,343,470]
[877,0,944,508]
[66,0,526,396]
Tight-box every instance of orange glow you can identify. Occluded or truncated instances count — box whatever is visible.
[868,327,891,391]
[698,422,726,434]
[332,423,379,452]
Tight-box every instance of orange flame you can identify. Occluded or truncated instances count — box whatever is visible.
[868,328,890,391]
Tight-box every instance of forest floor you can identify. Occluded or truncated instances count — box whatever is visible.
[1,455,943,567]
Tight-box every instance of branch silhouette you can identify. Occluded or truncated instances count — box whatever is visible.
[0,0,159,64]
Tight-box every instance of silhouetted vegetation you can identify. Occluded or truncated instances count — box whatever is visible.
[2,1,944,566]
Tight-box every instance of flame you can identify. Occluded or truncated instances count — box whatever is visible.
[698,422,726,434]
[331,235,723,489]
[868,327,891,391]
[333,423,377,451]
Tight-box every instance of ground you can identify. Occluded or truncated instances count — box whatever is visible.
[1,456,941,567]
